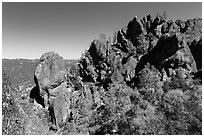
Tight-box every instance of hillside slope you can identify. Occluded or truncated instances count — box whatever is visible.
[2,69,25,134]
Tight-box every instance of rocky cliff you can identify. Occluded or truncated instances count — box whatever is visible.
[8,13,202,135]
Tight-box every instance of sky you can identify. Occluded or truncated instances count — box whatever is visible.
[2,2,202,59]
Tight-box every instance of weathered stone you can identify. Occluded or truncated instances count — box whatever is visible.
[34,51,66,90]
[32,51,69,131]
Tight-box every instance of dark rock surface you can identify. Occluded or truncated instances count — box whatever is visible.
[189,38,202,70]
[127,16,147,45]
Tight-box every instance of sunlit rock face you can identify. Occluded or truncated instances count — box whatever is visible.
[32,52,69,129]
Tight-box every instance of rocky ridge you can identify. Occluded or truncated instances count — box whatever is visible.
[4,13,201,135]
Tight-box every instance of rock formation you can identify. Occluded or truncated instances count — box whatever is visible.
[28,13,202,135]
[134,33,197,77]
[31,52,69,130]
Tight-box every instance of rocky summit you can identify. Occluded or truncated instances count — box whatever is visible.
[3,13,202,135]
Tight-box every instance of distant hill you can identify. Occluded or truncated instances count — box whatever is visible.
[2,59,39,87]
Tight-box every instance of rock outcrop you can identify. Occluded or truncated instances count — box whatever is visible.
[134,33,197,77]
[78,13,201,88]
[29,13,202,135]
[34,52,66,91]
[31,52,69,130]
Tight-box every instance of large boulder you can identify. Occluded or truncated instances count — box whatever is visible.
[34,52,66,90]
[31,51,68,131]
[34,52,67,108]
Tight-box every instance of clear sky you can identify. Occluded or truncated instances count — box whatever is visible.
[2,2,202,59]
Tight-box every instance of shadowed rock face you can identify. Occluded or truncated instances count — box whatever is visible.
[164,38,197,73]
[88,39,112,64]
[134,33,186,75]
[127,16,147,45]
[29,86,45,108]
[189,38,202,70]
